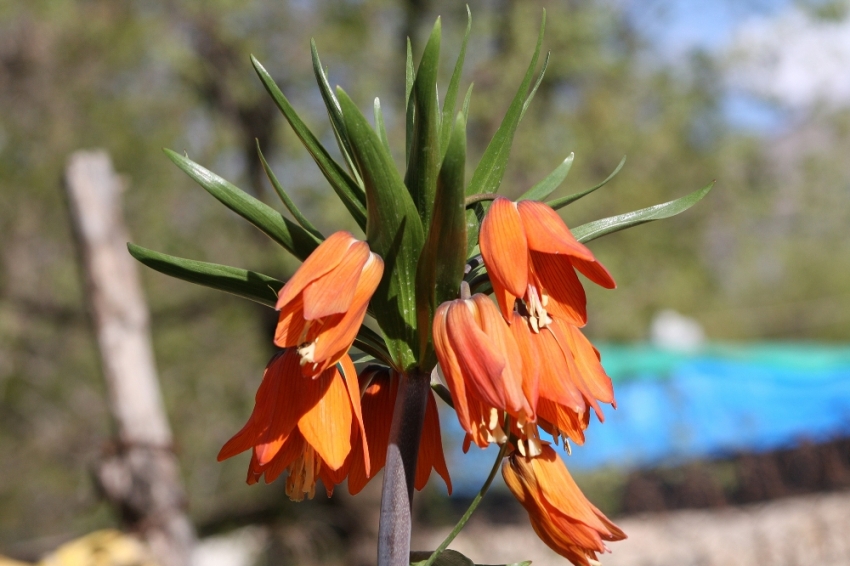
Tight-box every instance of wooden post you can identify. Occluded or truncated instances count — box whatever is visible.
[64,150,196,566]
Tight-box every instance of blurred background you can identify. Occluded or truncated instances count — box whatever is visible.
[2,0,849,564]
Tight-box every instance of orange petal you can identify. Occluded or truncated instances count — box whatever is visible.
[273,295,307,348]
[415,391,452,494]
[297,363,353,471]
[530,251,587,326]
[509,313,540,411]
[339,354,370,476]
[480,198,529,301]
[433,303,474,435]
[566,325,615,406]
[571,256,616,289]
[261,429,306,484]
[301,241,370,320]
[473,294,532,419]
[534,328,585,413]
[275,231,355,309]
[516,200,594,261]
[347,369,395,495]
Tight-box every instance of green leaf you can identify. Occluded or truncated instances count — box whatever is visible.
[518,153,574,201]
[374,97,392,155]
[466,11,546,196]
[252,55,367,230]
[440,7,471,161]
[461,83,473,122]
[519,51,550,121]
[338,88,425,371]
[256,141,324,240]
[549,155,626,210]
[309,40,363,188]
[164,149,320,260]
[352,325,394,369]
[416,113,467,363]
[128,244,283,307]
[405,18,443,228]
[573,181,714,244]
[410,550,473,566]
[406,37,415,164]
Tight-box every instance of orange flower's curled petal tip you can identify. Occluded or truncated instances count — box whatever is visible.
[516,200,594,261]
[571,256,616,290]
[275,231,356,310]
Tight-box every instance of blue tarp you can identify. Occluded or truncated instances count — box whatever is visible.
[443,342,850,495]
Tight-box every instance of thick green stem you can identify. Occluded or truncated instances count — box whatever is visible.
[377,370,430,566]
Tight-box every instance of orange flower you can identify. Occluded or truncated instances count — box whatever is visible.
[502,445,625,566]
[217,349,368,501]
[347,366,452,495]
[479,198,615,327]
[432,294,539,453]
[274,231,383,377]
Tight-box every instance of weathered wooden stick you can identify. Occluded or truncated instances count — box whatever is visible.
[64,150,196,566]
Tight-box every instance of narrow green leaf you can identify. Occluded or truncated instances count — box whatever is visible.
[338,88,425,371]
[518,153,574,201]
[353,325,394,369]
[466,11,546,196]
[573,181,714,243]
[252,56,367,229]
[416,113,467,363]
[519,51,550,121]
[164,149,320,260]
[374,97,392,155]
[440,7,471,161]
[256,141,324,240]
[128,244,283,307]
[309,40,363,188]
[549,155,626,210]
[461,83,473,122]
[406,37,415,164]
[405,18,443,228]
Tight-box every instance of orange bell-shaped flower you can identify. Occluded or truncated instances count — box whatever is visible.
[433,294,538,451]
[274,231,383,377]
[217,349,368,500]
[479,198,614,327]
[346,366,452,495]
[502,445,626,566]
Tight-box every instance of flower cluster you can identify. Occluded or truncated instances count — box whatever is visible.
[217,231,451,499]
[434,197,625,562]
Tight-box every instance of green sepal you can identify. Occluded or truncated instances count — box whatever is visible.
[518,153,574,201]
[252,55,367,230]
[309,40,363,187]
[466,10,546,196]
[573,181,714,243]
[256,141,324,240]
[548,155,626,210]
[164,149,320,260]
[416,113,467,363]
[127,243,283,307]
[405,18,442,228]
[440,7,471,161]
[337,88,425,371]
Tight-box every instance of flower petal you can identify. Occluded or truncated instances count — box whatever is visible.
[347,368,395,495]
[516,200,594,260]
[571,256,616,289]
[301,241,370,319]
[275,231,355,309]
[297,363,353,471]
[339,354,370,476]
[530,252,587,326]
[415,391,452,494]
[480,198,529,301]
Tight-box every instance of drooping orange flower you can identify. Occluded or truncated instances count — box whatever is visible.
[217,349,368,501]
[274,231,383,377]
[347,366,452,495]
[432,294,539,452]
[502,445,626,566]
[479,198,615,328]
